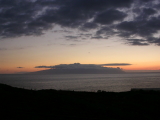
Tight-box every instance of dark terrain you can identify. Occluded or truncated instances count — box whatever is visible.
[1,83,160,120]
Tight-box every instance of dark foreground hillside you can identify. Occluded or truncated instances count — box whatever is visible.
[1,83,160,120]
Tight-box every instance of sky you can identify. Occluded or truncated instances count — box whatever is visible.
[0,0,160,74]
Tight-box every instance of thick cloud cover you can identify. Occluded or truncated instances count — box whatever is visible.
[35,63,131,69]
[0,0,160,46]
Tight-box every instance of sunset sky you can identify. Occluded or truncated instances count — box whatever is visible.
[0,0,160,74]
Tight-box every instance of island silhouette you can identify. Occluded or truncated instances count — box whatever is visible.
[30,63,125,74]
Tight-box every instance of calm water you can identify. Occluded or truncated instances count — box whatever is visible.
[0,73,160,92]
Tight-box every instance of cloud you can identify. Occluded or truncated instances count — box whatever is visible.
[91,36,104,39]
[0,47,29,51]
[126,39,150,46]
[0,0,160,46]
[69,44,77,46]
[148,37,160,46]
[80,23,98,31]
[0,48,8,51]
[35,63,132,69]
[65,36,79,39]
[102,63,132,66]
[35,66,53,68]
[53,30,72,33]
[94,9,127,24]
[17,67,24,68]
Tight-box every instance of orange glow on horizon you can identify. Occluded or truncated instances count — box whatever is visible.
[0,61,160,74]
[1,66,160,74]
[0,67,50,74]
[121,65,160,71]
[103,64,160,71]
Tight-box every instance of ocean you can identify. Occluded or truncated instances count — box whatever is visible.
[0,73,160,92]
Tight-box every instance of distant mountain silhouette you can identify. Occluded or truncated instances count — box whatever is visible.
[29,63,125,74]
[28,68,125,74]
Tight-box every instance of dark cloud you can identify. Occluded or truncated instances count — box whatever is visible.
[0,0,133,37]
[126,39,150,46]
[70,0,133,10]
[0,48,8,51]
[91,36,104,39]
[53,30,72,33]
[129,41,150,46]
[94,9,127,24]
[133,8,157,21]
[65,36,83,41]
[117,21,144,37]
[17,67,24,68]
[69,44,77,46]
[35,66,53,68]
[0,0,46,37]
[0,0,160,46]
[102,63,132,66]
[0,47,26,51]
[96,26,116,37]
[80,23,98,31]
[148,37,160,46]
[142,8,156,16]
[78,33,92,37]
[65,36,79,39]
[117,16,160,45]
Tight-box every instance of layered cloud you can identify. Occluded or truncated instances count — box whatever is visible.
[35,63,132,69]
[102,63,132,66]
[0,0,160,46]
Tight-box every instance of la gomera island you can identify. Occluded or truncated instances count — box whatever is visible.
[30,63,125,74]
[1,83,160,120]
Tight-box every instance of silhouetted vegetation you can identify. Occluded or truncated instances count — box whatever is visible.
[1,83,160,120]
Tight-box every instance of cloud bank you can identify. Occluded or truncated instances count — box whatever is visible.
[0,0,160,46]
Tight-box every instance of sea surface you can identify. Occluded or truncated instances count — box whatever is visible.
[0,73,160,92]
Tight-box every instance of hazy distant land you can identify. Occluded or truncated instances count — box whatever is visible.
[29,63,125,74]
[29,68,125,74]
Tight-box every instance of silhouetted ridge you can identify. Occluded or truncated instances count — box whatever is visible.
[29,68,125,74]
[30,63,125,74]
[1,83,160,120]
